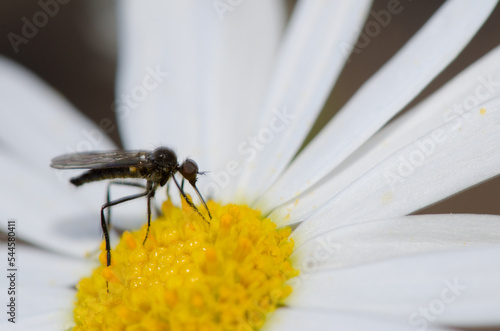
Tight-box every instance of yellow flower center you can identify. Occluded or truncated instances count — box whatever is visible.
[73,199,298,330]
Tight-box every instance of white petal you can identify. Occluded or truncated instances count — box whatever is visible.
[0,152,105,257]
[4,311,73,331]
[273,45,500,223]
[17,244,94,287]
[265,308,450,331]
[17,287,74,329]
[192,1,286,175]
[1,249,81,329]
[258,0,498,211]
[288,247,500,326]
[230,1,372,202]
[0,283,74,329]
[6,248,85,328]
[293,214,500,271]
[289,97,500,244]
[117,0,285,173]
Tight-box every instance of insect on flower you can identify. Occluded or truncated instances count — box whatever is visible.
[50,147,211,268]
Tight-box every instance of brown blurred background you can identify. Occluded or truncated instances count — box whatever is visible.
[0,0,499,216]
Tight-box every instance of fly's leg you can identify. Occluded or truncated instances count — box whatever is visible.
[106,181,147,232]
[106,181,162,231]
[143,182,157,245]
[101,181,154,292]
[187,181,212,220]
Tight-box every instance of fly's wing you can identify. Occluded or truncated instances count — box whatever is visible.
[50,150,148,169]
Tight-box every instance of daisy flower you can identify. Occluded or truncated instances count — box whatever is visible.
[1,0,500,330]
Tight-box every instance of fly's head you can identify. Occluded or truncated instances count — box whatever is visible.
[179,158,199,186]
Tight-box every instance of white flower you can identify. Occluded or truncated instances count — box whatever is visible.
[1,0,500,330]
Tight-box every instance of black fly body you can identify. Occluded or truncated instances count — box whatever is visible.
[51,147,211,269]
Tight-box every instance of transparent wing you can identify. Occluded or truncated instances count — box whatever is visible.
[50,150,148,169]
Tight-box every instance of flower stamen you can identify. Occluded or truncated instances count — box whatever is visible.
[74,199,298,330]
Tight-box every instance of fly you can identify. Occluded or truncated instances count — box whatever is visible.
[50,147,211,270]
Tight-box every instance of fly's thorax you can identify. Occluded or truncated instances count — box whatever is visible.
[150,147,178,171]
[136,147,178,183]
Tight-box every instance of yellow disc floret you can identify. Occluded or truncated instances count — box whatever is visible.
[73,199,298,330]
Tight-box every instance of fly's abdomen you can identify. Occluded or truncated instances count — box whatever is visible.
[70,167,143,186]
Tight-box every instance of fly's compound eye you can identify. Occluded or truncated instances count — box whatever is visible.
[179,159,198,183]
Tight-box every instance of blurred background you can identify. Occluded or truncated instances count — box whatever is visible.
[0,0,499,215]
